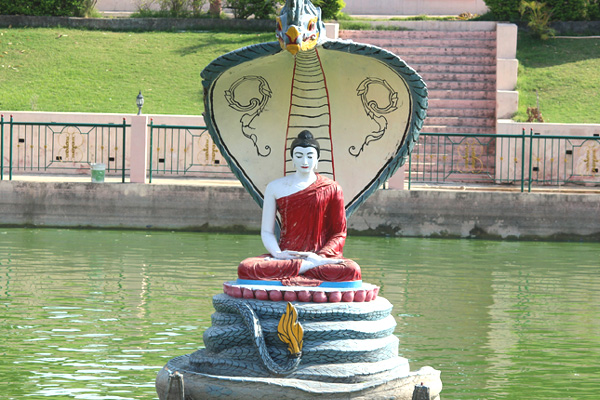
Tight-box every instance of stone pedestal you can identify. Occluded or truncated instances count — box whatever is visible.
[156,294,442,399]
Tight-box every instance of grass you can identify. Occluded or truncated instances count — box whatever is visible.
[515,32,600,123]
[1,27,600,123]
[0,28,273,115]
[336,13,474,30]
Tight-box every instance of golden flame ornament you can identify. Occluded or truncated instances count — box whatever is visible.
[277,302,304,356]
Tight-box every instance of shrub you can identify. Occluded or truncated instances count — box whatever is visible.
[519,1,556,39]
[132,0,208,17]
[157,0,207,16]
[81,0,99,17]
[0,0,90,17]
[158,0,187,16]
[550,0,588,20]
[225,0,281,19]
[484,0,593,20]
[482,0,522,20]
[589,0,600,20]
[312,0,345,20]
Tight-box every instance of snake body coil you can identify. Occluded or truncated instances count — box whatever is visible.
[189,294,408,383]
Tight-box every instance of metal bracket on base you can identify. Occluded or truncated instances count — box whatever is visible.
[412,382,430,400]
[165,369,185,400]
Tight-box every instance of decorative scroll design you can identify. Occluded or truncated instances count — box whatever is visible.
[57,128,85,162]
[202,138,219,165]
[202,39,428,218]
[583,143,599,174]
[349,78,399,157]
[458,139,485,173]
[224,75,273,157]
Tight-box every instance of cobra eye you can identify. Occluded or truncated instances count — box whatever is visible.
[308,21,315,31]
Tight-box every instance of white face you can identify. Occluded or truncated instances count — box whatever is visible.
[292,146,318,174]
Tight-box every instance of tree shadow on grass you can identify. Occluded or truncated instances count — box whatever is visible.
[175,32,274,57]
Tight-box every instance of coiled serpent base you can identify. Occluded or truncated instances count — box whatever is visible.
[188,294,410,383]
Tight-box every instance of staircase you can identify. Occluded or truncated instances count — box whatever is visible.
[339,29,497,134]
[339,29,498,182]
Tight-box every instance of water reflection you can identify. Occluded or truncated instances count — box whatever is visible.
[1,229,599,399]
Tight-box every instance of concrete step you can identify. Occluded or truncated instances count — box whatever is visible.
[421,72,496,83]
[410,158,495,169]
[409,155,494,166]
[415,137,495,147]
[422,125,496,134]
[339,30,496,41]
[428,89,496,100]
[426,107,495,118]
[356,37,496,50]
[389,46,495,58]
[401,54,496,66]
[409,171,495,182]
[337,29,499,143]
[426,80,495,91]
[413,63,496,75]
[428,98,496,110]
[424,116,496,127]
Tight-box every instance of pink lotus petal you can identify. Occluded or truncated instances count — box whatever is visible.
[341,291,355,302]
[243,288,255,299]
[365,289,373,302]
[297,290,312,302]
[269,290,283,301]
[354,290,366,302]
[230,286,243,298]
[313,291,327,303]
[255,289,268,301]
[329,291,342,303]
[283,291,297,302]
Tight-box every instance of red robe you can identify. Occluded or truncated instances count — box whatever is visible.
[238,174,361,286]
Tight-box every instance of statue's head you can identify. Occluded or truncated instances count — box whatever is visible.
[276,0,326,55]
[291,130,320,173]
[290,130,320,158]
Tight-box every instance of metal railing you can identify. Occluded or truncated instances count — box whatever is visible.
[1,116,129,182]
[408,129,600,191]
[3,115,598,192]
[147,121,231,182]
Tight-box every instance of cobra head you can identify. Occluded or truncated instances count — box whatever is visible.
[276,0,327,55]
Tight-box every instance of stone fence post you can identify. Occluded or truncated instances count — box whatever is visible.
[129,115,149,183]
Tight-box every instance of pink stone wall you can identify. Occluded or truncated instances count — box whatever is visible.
[96,0,489,16]
[338,0,488,16]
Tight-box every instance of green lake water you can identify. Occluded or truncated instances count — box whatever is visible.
[1,228,599,399]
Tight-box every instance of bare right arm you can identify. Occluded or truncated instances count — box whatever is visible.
[261,183,296,259]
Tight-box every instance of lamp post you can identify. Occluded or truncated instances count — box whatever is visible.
[136,91,144,115]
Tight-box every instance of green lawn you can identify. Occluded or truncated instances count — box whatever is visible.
[0,28,273,115]
[515,32,600,123]
[1,28,600,123]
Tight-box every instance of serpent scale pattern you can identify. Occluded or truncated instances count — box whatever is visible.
[204,314,396,352]
[189,294,408,382]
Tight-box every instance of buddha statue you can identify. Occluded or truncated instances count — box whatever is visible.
[237,130,361,286]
